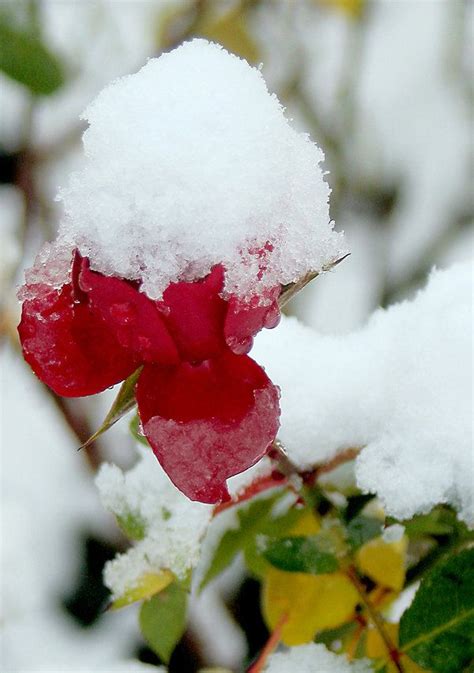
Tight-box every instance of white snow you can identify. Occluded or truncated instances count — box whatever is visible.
[0,345,143,671]
[264,644,372,672]
[96,446,212,599]
[57,39,345,301]
[253,261,473,524]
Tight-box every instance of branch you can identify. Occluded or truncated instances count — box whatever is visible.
[346,565,404,673]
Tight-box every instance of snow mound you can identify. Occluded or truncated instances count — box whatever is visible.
[253,262,473,524]
[264,644,372,672]
[96,446,212,599]
[58,39,344,300]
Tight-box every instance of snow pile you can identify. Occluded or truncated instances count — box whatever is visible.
[264,644,372,672]
[253,262,473,524]
[96,446,212,599]
[57,38,345,301]
[0,346,143,670]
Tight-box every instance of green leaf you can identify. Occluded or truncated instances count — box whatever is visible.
[115,511,146,540]
[79,367,142,450]
[200,492,290,589]
[244,506,306,578]
[0,16,65,95]
[344,493,375,522]
[263,535,339,574]
[129,413,149,446]
[399,548,474,673]
[139,582,187,664]
[346,515,382,549]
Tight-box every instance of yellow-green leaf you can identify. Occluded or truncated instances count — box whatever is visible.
[139,582,187,663]
[111,569,174,610]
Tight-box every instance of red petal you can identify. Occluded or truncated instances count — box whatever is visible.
[224,288,281,355]
[159,265,227,362]
[18,282,138,397]
[136,352,280,503]
[79,261,179,365]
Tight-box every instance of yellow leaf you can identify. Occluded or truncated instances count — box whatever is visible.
[111,570,174,609]
[317,0,364,19]
[289,508,321,536]
[355,536,408,591]
[366,623,399,658]
[262,568,358,645]
[366,624,428,672]
[196,8,260,63]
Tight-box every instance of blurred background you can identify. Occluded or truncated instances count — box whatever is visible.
[0,1,472,671]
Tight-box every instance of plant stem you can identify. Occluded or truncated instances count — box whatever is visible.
[346,565,404,672]
[247,613,288,673]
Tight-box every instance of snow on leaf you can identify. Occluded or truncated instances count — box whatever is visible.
[111,570,174,610]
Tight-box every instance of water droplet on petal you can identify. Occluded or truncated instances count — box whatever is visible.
[227,335,254,355]
[263,302,281,329]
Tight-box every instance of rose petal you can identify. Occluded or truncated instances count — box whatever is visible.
[18,282,138,397]
[160,265,227,362]
[136,352,280,503]
[224,288,281,355]
[79,259,179,365]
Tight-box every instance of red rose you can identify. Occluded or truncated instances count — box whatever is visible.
[18,251,280,503]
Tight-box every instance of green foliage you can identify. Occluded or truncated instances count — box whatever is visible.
[0,9,65,95]
[139,582,187,664]
[346,514,382,549]
[129,413,149,446]
[344,493,375,522]
[400,548,474,673]
[263,535,339,574]
[200,492,303,589]
[115,511,146,540]
[80,367,142,450]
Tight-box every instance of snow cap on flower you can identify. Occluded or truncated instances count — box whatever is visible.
[58,39,345,300]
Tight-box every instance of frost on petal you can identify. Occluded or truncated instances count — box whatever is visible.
[160,265,227,362]
[96,447,211,599]
[78,258,178,364]
[18,280,138,398]
[253,261,473,524]
[136,353,280,503]
[264,643,372,673]
[58,39,345,301]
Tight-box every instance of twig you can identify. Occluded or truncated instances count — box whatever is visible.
[247,613,288,673]
[346,565,404,673]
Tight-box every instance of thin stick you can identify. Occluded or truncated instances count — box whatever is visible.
[346,566,404,673]
[247,613,288,673]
